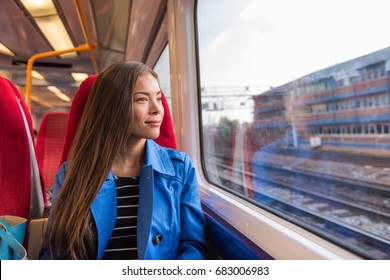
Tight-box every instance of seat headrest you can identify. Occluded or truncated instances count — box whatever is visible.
[0,76,46,219]
[60,74,177,164]
[36,112,69,190]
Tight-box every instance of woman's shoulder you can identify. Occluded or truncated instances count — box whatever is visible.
[163,146,187,161]
[55,161,71,181]
[151,140,193,168]
[58,161,70,172]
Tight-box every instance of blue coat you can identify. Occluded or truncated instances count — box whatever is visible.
[40,139,206,259]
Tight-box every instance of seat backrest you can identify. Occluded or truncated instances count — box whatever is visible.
[36,112,69,191]
[60,74,177,164]
[0,76,46,220]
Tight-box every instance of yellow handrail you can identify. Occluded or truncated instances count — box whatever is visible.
[75,0,93,47]
[75,0,99,72]
[25,44,96,109]
[25,0,98,111]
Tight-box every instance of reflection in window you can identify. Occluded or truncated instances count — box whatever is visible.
[93,0,129,66]
[196,0,390,259]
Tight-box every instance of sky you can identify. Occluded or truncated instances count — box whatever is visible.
[197,0,390,89]
[154,0,390,124]
[196,0,390,124]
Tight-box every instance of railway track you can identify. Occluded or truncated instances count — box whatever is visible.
[256,163,390,212]
[252,166,390,231]
[269,147,390,168]
[205,156,390,259]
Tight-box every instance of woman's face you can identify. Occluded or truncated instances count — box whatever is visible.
[130,73,164,140]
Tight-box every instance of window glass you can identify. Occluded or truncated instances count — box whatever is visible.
[153,45,172,112]
[196,0,390,259]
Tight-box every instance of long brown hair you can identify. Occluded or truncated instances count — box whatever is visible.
[45,61,159,259]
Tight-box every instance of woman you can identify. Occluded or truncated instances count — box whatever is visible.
[40,61,206,260]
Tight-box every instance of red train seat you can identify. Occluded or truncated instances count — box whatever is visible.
[36,112,69,194]
[60,74,176,164]
[0,77,46,220]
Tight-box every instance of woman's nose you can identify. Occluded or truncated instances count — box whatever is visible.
[150,98,162,115]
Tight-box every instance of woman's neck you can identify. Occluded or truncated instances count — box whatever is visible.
[112,138,146,177]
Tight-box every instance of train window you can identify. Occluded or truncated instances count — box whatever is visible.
[377,125,382,134]
[356,100,361,109]
[375,96,380,106]
[153,45,172,112]
[196,0,390,258]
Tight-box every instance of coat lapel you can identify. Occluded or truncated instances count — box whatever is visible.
[137,140,175,259]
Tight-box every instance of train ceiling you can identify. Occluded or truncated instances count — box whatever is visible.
[0,0,166,109]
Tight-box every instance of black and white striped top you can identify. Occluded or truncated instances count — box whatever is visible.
[102,176,139,260]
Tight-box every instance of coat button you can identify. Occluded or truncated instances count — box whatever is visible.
[152,234,163,245]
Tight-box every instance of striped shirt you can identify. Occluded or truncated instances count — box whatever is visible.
[102,176,139,260]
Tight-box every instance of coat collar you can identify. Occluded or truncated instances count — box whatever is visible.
[94,139,175,259]
[144,139,175,176]
[105,139,175,179]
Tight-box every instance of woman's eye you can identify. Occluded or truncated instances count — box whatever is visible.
[136,98,147,102]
